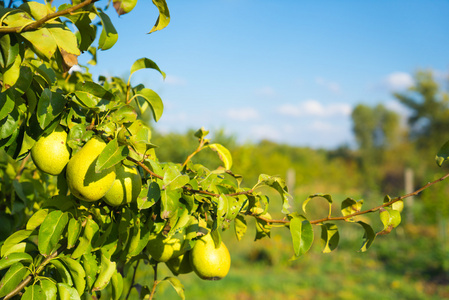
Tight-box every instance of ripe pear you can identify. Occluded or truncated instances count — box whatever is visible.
[31,125,71,175]
[190,233,231,280]
[103,163,141,206]
[147,232,186,262]
[66,137,116,202]
[165,252,193,276]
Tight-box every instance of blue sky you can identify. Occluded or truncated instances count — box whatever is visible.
[81,0,449,148]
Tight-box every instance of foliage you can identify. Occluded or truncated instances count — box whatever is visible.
[0,0,448,299]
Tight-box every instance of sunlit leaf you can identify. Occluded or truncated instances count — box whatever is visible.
[22,281,45,300]
[0,253,32,271]
[302,193,333,214]
[93,253,116,291]
[38,210,69,256]
[149,0,170,34]
[358,221,376,252]
[97,10,118,50]
[320,223,339,253]
[162,276,185,300]
[208,143,233,170]
[95,138,129,172]
[341,197,363,221]
[288,214,313,259]
[135,88,164,121]
[1,229,34,257]
[0,262,29,298]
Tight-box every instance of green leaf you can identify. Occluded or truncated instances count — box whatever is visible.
[38,210,69,256]
[163,165,189,190]
[130,57,166,79]
[113,0,138,15]
[208,143,233,170]
[0,91,15,120]
[37,89,66,130]
[57,283,81,300]
[0,33,19,69]
[161,189,181,220]
[76,81,114,100]
[139,181,161,210]
[71,218,99,259]
[97,10,118,51]
[320,223,339,253]
[50,259,73,286]
[22,284,45,300]
[26,208,49,230]
[2,51,22,89]
[0,252,32,270]
[21,28,57,60]
[234,215,247,241]
[40,280,57,300]
[67,218,83,249]
[135,88,164,121]
[47,21,81,56]
[110,105,137,124]
[256,174,291,214]
[111,270,124,300]
[436,139,449,166]
[93,253,116,291]
[302,193,333,214]
[358,221,376,252]
[162,276,185,300]
[1,229,34,257]
[0,106,20,140]
[58,256,86,295]
[194,127,209,139]
[0,262,29,298]
[288,214,314,259]
[378,207,401,235]
[149,0,170,34]
[95,138,129,173]
[341,197,363,221]
[82,253,99,290]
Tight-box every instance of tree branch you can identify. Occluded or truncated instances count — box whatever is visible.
[254,171,449,226]
[0,0,97,33]
[4,248,61,300]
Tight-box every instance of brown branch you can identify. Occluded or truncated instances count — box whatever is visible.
[256,171,449,226]
[4,248,61,300]
[0,0,97,33]
[149,263,159,300]
[126,156,254,198]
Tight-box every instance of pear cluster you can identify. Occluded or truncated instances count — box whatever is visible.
[31,131,141,206]
[147,230,231,280]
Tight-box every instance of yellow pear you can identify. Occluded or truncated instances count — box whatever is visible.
[103,164,141,206]
[66,137,116,202]
[147,232,186,262]
[165,251,193,276]
[31,125,71,175]
[190,233,231,280]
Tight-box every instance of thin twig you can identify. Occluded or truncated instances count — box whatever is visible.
[4,248,61,300]
[125,259,140,300]
[0,0,97,33]
[149,263,159,300]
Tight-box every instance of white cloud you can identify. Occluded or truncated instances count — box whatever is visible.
[384,72,414,91]
[315,77,341,94]
[278,99,352,117]
[227,107,259,121]
[255,86,276,97]
[164,75,187,86]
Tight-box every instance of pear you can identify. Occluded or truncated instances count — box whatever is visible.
[190,233,231,280]
[147,232,186,262]
[66,137,116,202]
[103,163,141,206]
[166,252,193,276]
[31,125,71,175]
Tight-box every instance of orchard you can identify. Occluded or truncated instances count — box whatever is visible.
[0,0,448,299]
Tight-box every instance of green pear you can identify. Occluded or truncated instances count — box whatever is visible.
[165,251,193,276]
[31,125,71,175]
[190,233,231,280]
[147,232,186,262]
[103,163,141,206]
[66,137,116,202]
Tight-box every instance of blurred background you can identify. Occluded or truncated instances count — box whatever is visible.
[86,1,449,299]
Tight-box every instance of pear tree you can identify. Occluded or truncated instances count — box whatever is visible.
[1,0,449,299]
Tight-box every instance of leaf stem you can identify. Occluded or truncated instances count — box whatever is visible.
[0,0,98,33]
[149,263,159,300]
[4,248,61,300]
[182,137,208,168]
[125,259,140,300]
